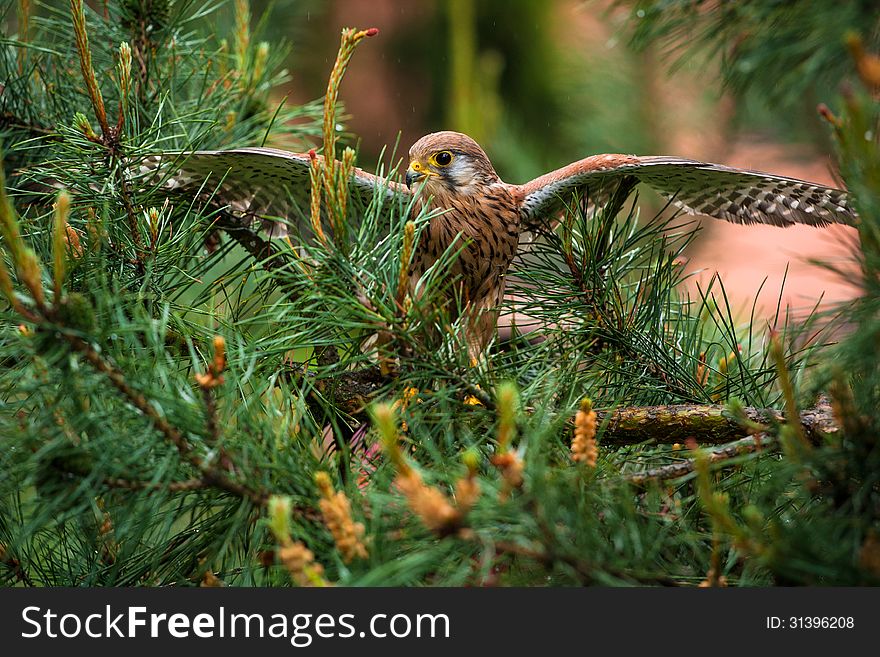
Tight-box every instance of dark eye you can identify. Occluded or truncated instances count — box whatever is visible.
[434,151,453,166]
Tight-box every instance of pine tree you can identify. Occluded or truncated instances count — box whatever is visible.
[0,0,877,587]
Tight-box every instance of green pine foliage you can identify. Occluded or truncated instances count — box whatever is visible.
[622,0,879,107]
[0,0,877,587]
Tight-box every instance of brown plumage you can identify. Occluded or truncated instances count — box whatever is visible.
[149,130,857,354]
[404,132,521,354]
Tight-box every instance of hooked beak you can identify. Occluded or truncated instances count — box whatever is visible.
[405,161,428,189]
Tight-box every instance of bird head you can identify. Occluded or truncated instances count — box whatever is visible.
[405,131,500,195]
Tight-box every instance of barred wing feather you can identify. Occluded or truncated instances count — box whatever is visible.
[138,147,408,237]
[518,154,857,231]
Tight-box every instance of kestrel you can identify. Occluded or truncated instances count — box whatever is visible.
[151,131,857,353]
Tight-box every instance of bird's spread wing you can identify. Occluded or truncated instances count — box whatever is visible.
[517,154,857,231]
[138,147,410,237]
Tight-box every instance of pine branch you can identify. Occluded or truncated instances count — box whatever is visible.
[215,215,290,271]
[60,331,268,506]
[0,110,57,138]
[596,401,838,446]
[0,546,35,587]
[488,539,679,586]
[624,434,777,487]
[101,477,211,493]
[285,353,838,447]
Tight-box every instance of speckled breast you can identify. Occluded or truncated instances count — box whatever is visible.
[409,185,521,306]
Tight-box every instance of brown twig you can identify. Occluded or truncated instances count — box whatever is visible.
[0,112,57,138]
[201,386,222,444]
[115,167,147,276]
[102,476,210,493]
[292,362,391,417]
[60,331,267,506]
[0,545,36,587]
[487,537,679,586]
[624,433,777,487]
[215,215,289,271]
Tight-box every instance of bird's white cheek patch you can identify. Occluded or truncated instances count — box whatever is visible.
[448,164,482,194]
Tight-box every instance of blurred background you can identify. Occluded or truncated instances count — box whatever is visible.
[250,0,859,320]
